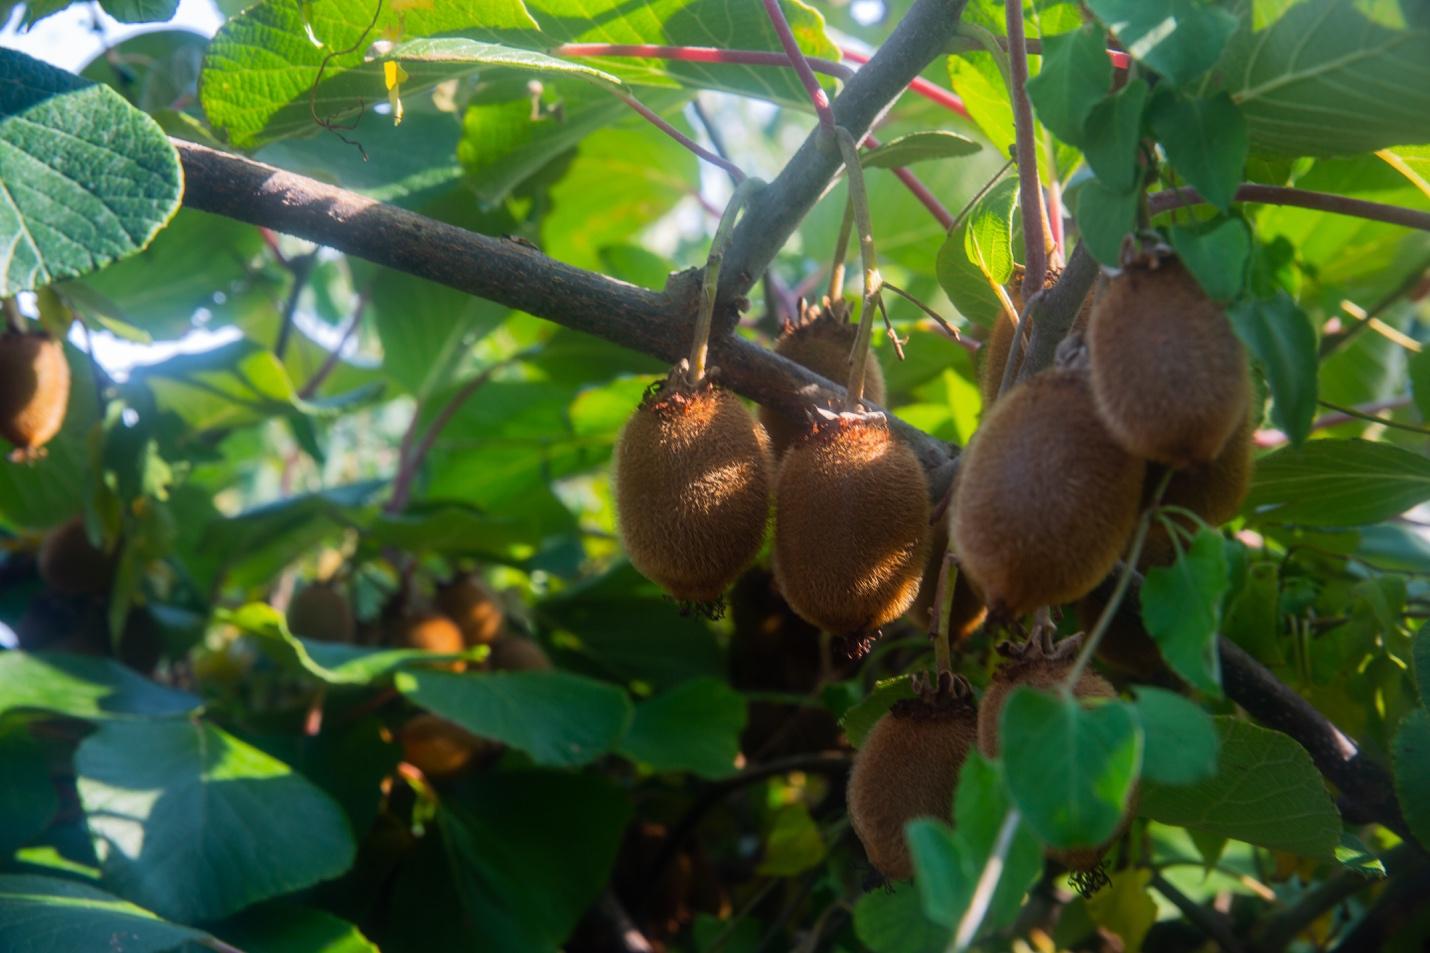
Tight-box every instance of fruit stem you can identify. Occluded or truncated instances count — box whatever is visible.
[948,809,1023,953]
[1002,0,1049,301]
[833,126,884,410]
[828,199,855,302]
[689,177,766,384]
[930,550,956,676]
[2,298,24,334]
[1061,468,1174,692]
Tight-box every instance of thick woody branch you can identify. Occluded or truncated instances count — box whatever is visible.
[174,140,956,484]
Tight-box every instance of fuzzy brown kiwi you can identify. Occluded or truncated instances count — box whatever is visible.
[436,573,504,646]
[952,364,1145,619]
[287,582,355,643]
[905,519,986,640]
[1088,253,1250,466]
[848,679,978,880]
[614,371,773,607]
[0,331,70,459]
[393,610,466,671]
[488,635,552,672]
[772,415,930,644]
[37,516,115,597]
[399,714,496,779]
[759,299,886,454]
[1140,410,1256,568]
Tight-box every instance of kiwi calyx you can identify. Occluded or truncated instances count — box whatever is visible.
[906,671,976,713]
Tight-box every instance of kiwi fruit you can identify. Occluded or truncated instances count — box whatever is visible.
[0,331,70,459]
[1140,411,1256,568]
[1087,253,1250,466]
[952,365,1145,618]
[905,520,986,640]
[398,713,495,778]
[37,516,115,597]
[614,371,774,606]
[848,678,978,880]
[760,298,886,454]
[487,635,552,672]
[979,305,1020,412]
[392,610,466,670]
[435,573,504,646]
[772,415,930,643]
[287,582,355,643]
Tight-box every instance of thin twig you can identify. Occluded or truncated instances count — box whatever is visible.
[1320,262,1430,358]
[1149,185,1430,232]
[273,252,317,360]
[386,362,505,515]
[298,291,367,399]
[761,0,835,132]
[833,126,883,408]
[618,91,746,183]
[1255,396,1417,448]
[839,46,970,118]
[1149,873,1247,953]
[690,179,765,382]
[307,0,383,158]
[1004,0,1047,299]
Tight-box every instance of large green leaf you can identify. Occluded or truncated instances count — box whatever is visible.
[99,0,178,23]
[0,49,181,296]
[936,178,1018,327]
[1132,687,1219,786]
[0,875,206,953]
[1215,0,1430,156]
[853,881,944,953]
[1085,0,1237,86]
[75,718,356,922]
[0,652,198,719]
[1149,91,1248,212]
[1024,24,1110,146]
[396,669,633,767]
[1140,718,1341,859]
[1140,528,1229,697]
[1246,439,1430,526]
[0,718,59,857]
[369,269,508,399]
[213,904,378,953]
[1000,688,1142,849]
[1394,708,1430,852]
[620,677,746,778]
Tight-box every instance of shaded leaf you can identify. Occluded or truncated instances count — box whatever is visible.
[1074,176,1140,266]
[1169,216,1251,303]
[1227,293,1317,445]
[1247,439,1430,525]
[1132,686,1219,785]
[1393,707,1430,852]
[620,677,746,779]
[1025,25,1111,146]
[853,881,943,953]
[841,676,916,749]
[0,652,197,719]
[1140,528,1229,696]
[1083,78,1149,192]
[0,874,206,953]
[757,803,826,876]
[214,905,378,953]
[1086,0,1237,86]
[1149,91,1248,211]
[0,719,59,857]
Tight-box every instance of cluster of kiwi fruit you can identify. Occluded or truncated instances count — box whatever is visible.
[0,324,70,461]
[614,297,932,654]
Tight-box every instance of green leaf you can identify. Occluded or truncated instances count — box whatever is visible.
[1246,439,1430,526]
[389,37,623,87]
[1025,25,1111,146]
[127,339,319,434]
[1085,0,1237,86]
[75,718,356,922]
[853,881,943,953]
[1132,686,1219,785]
[98,0,178,22]
[620,677,746,778]
[862,131,982,168]
[0,874,207,953]
[1227,293,1317,445]
[218,603,479,686]
[213,905,377,953]
[946,51,1014,157]
[0,719,58,857]
[1415,621,1430,705]
[437,771,630,950]
[1140,528,1229,697]
[396,669,633,767]
[1216,0,1430,156]
[937,178,1018,327]
[1222,561,1284,665]
[1140,717,1342,859]
[1393,707,1430,852]
[1074,177,1140,266]
[1335,833,1387,879]
[1083,78,1149,192]
[841,676,916,749]
[1411,349,1430,422]
[757,803,826,876]
[1149,91,1247,211]
[1169,216,1251,303]
[0,652,197,719]
[0,49,182,295]
[1001,689,1142,849]
[1085,869,1157,953]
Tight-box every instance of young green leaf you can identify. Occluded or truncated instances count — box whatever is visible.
[1141,528,1229,697]
[619,677,746,778]
[1083,78,1149,192]
[1221,561,1285,665]
[1393,708,1430,852]
[1074,177,1141,266]
[1227,293,1318,447]
[1085,0,1237,86]
[853,881,945,953]
[1169,216,1251,303]
[1132,686,1219,785]
[1000,688,1142,849]
[1149,91,1248,211]
[862,131,982,168]
[1247,439,1430,526]
[1141,718,1342,859]
[1025,25,1112,146]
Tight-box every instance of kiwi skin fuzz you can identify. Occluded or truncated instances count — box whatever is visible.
[1140,411,1255,568]
[287,583,355,643]
[773,417,930,637]
[953,368,1146,618]
[0,332,71,456]
[399,714,496,779]
[760,305,886,455]
[436,574,504,646]
[848,693,978,880]
[37,516,115,597]
[615,376,774,605]
[487,636,552,672]
[1088,255,1250,466]
[393,611,466,671]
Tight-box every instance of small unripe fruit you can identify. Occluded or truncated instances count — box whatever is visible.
[394,611,465,655]
[436,573,504,646]
[1088,254,1250,466]
[614,374,773,605]
[488,636,552,672]
[1141,412,1255,568]
[848,683,977,880]
[760,300,886,454]
[953,367,1145,618]
[773,416,930,640]
[287,583,355,643]
[37,516,115,597]
[399,714,495,778]
[0,331,70,458]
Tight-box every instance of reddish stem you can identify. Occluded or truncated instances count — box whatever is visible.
[299,292,367,398]
[761,0,835,132]
[840,48,970,119]
[554,43,850,79]
[386,364,503,515]
[1150,185,1430,232]
[1005,0,1047,299]
[617,91,746,182]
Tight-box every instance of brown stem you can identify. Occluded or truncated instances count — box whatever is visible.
[1149,184,1430,232]
[1150,872,1247,953]
[1004,0,1047,300]
[386,362,504,515]
[762,0,835,132]
[298,291,368,399]
[273,251,317,360]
